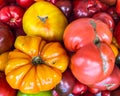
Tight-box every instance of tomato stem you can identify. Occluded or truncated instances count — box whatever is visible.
[37,16,48,23]
[32,56,45,65]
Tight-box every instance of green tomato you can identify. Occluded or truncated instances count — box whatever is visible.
[17,90,52,96]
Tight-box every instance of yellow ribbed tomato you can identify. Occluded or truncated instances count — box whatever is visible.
[5,36,69,94]
[22,1,68,41]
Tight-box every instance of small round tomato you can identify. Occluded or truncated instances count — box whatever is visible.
[22,1,68,41]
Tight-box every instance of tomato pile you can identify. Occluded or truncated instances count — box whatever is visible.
[1,0,120,96]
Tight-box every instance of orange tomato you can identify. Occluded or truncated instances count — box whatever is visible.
[5,36,69,94]
[0,51,9,71]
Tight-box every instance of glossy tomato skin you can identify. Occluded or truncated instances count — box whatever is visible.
[55,0,73,19]
[107,6,120,25]
[0,5,25,28]
[92,12,115,31]
[72,81,88,95]
[88,66,120,94]
[0,72,17,96]
[70,42,115,85]
[54,69,76,96]
[0,22,15,54]
[16,0,35,9]
[22,1,68,42]
[73,0,108,19]
[63,18,112,52]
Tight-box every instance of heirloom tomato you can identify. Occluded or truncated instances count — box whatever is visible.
[0,5,25,28]
[70,42,115,85]
[22,1,68,41]
[5,36,69,94]
[63,18,112,52]
[0,22,15,54]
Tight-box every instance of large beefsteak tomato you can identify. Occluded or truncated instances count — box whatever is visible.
[63,18,112,52]
[5,36,69,94]
[70,42,115,85]
[22,1,68,41]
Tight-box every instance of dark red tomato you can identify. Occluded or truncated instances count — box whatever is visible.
[92,12,115,32]
[16,0,35,9]
[54,69,76,96]
[70,42,115,85]
[107,6,120,25]
[0,72,17,96]
[0,22,15,54]
[63,18,112,52]
[88,66,120,92]
[0,5,25,28]
[72,81,88,95]
[55,0,73,19]
[83,92,94,96]
[73,0,108,19]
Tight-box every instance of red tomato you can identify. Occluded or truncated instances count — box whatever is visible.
[63,18,112,52]
[0,72,17,96]
[0,5,25,28]
[16,0,35,8]
[92,12,115,31]
[73,0,108,19]
[70,42,115,85]
[88,66,120,93]
[72,81,88,95]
